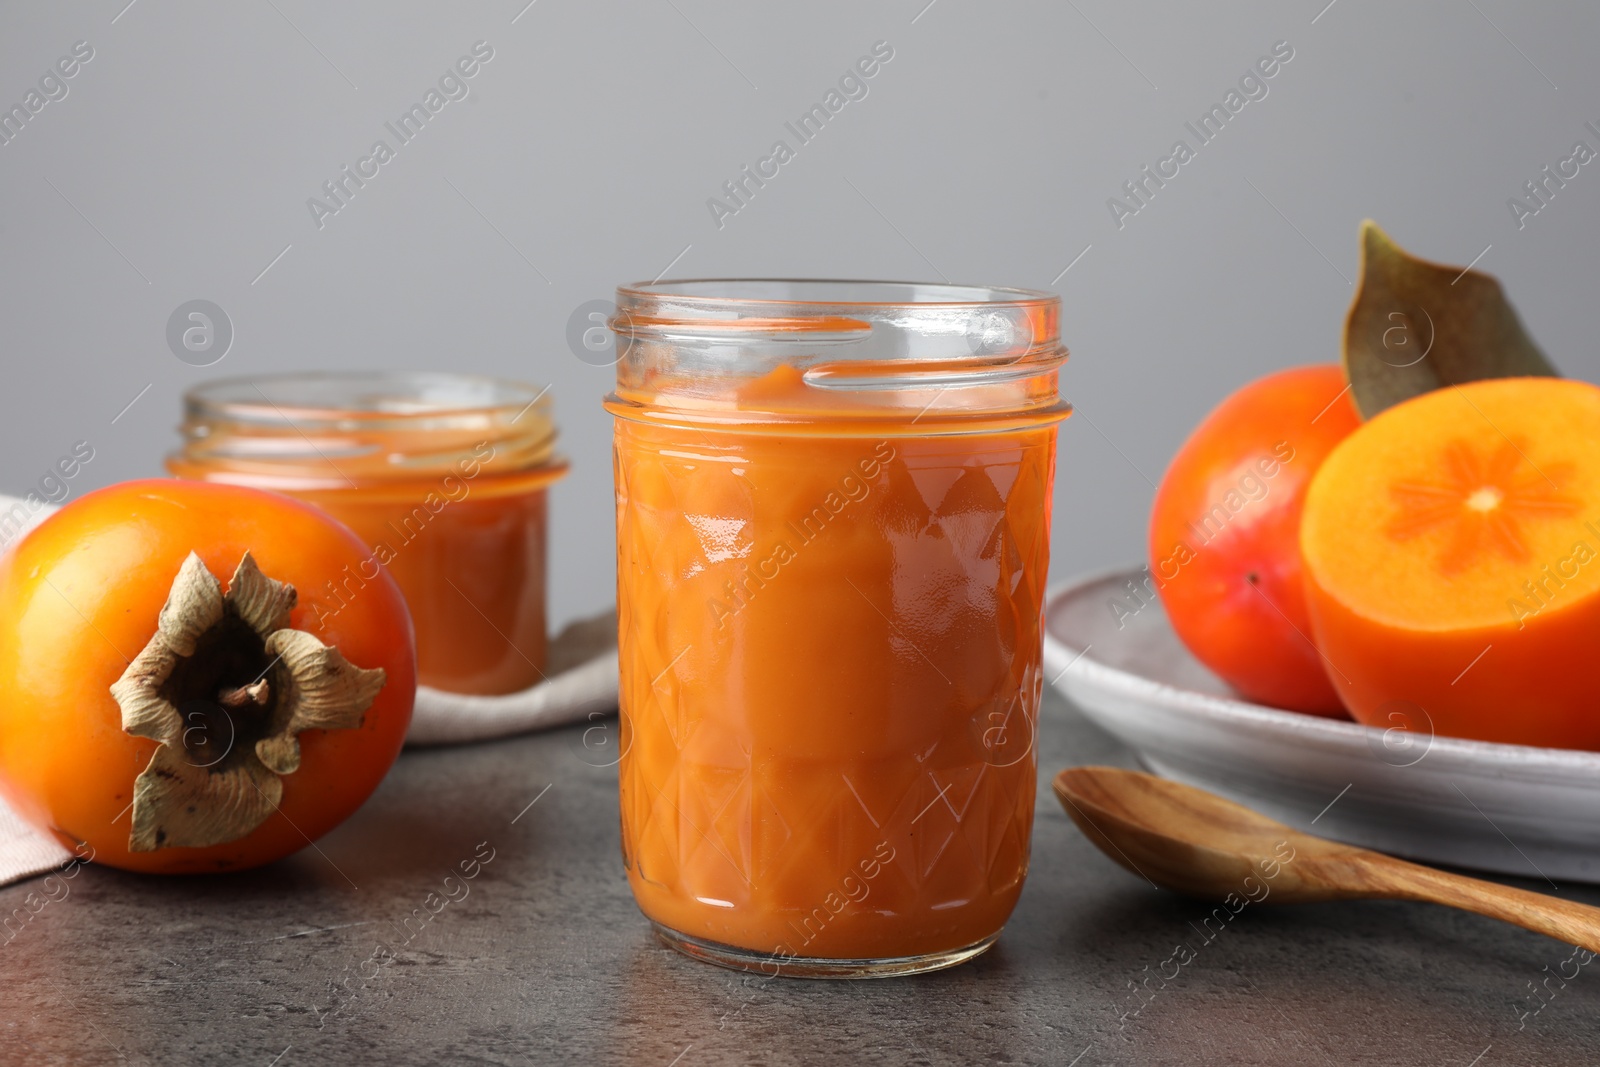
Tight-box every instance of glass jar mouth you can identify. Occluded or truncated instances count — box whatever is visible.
[183,371,550,430]
[607,278,1069,435]
[616,278,1058,309]
[173,371,563,489]
[611,278,1064,365]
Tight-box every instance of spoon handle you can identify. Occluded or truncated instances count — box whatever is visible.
[1366,853,1600,953]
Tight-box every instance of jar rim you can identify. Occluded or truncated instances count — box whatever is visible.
[173,371,563,487]
[617,278,1057,310]
[606,279,1068,435]
[183,371,551,427]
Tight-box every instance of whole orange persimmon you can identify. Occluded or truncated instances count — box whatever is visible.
[1147,365,1359,715]
[0,479,416,873]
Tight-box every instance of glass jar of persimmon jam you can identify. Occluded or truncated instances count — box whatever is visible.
[168,372,566,695]
[605,280,1070,977]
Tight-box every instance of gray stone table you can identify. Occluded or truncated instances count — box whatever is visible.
[4,689,1598,1066]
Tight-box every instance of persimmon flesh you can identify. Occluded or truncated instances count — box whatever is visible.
[0,479,416,873]
[1301,377,1600,749]
[1149,365,1358,715]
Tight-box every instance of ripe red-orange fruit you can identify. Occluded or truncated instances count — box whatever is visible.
[0,479,416,873]
[1148,365,1359,715]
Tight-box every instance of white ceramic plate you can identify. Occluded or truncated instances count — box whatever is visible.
[1042,567,1600,884]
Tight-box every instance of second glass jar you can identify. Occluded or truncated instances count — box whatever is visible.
[170,372,566,695]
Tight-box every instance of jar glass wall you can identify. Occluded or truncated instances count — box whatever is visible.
[605,280,1070,977]
[169,372,566,695]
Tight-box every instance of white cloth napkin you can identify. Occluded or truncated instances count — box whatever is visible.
[406,611,619,746]
[0,493,618,886]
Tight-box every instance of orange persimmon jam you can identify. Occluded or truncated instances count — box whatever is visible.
[168,373,566,695]
[605,280,1070,977]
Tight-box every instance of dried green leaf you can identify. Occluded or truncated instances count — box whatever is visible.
[1342,220,1558,418]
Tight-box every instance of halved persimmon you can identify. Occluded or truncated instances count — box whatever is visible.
[1301,377,1600,749]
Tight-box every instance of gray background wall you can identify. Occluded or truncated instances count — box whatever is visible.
[2,0,1597,629]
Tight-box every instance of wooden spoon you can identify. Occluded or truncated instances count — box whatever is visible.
[1053,765,1600,953]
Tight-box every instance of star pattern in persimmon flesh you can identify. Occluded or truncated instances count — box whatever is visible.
[1386,438,1579,576]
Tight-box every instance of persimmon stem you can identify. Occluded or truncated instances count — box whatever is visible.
[112,550,385,852]
[218,679,270,709]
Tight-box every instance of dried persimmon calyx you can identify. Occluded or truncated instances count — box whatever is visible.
[108,551,385,852]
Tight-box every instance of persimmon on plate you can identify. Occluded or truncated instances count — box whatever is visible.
[1301,377,1600,751]
[1148,364,1358,715]
[0,479,416,873]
